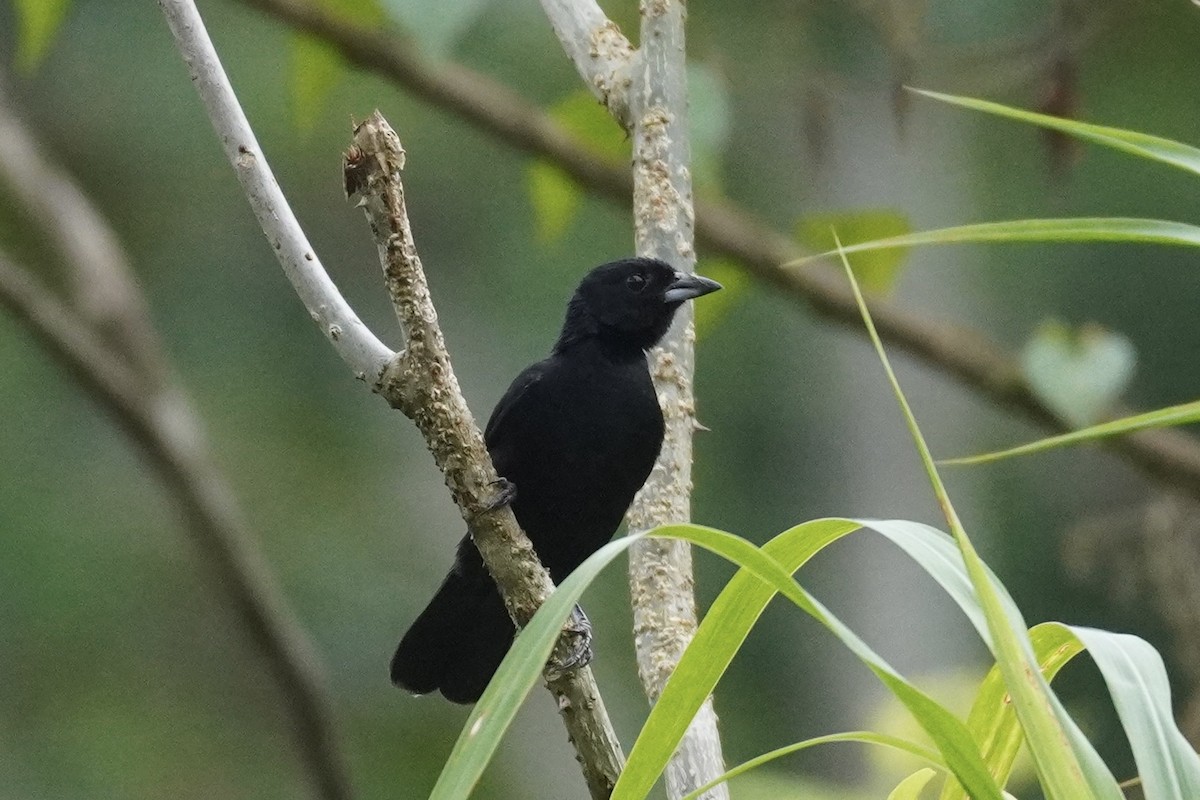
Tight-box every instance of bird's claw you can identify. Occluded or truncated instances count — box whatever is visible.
[483,478,517,512]
[545,604,594,681]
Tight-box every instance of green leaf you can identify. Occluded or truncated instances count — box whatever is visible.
[14,0,71,72]
[939,623,1085,800]
[795,211,912,295]
[837,248,1114,799]
[693,258,747,340]
[911,89,1200,179]
[289,35,345,132]
[889,768,938,800]
[525,91,627,245]
[942,398,1200,466]
[526,162,581,244]
[287,1,383,130]
[681,731,944,800]
[1070,627,1200,800]
[613,519,1005,800]
[792,217,1200,267]
[687,61,732,195]
[1021,321,1136,427]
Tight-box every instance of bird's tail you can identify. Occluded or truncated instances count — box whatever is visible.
[391,561,515,704]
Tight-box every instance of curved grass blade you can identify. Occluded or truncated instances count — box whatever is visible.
[939,623,1086,800]
[839,248,1116,800]
[911,89,1200,178]
[889,768,939,800]
[790,217,1200,267]
[680,731,944,800]
[613,520,1004,800]
[941,398,1200,466]
[1070,627,1200,800]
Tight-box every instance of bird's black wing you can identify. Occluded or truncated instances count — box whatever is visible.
[484,357,551,456]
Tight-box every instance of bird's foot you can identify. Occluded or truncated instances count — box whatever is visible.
[483,477,517,512]
[544,604,594,681]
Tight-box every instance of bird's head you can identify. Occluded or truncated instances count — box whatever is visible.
[555,257,722,355]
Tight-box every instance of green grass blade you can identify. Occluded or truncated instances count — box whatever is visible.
[790,217,1200,267]
[1070,627,1200,800]
[942,398,1200,466]
[680,731,944,800]
[838,247,1113,799]
[939,623,1086,800]
[429,533,645,800]
[888,768,939,800]
[614,521,1004,800]
[911,89,1200,178]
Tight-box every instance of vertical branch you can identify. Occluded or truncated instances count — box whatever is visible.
[625,2,730,798]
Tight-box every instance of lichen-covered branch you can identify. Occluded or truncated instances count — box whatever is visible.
[538,0,636,128]
[344,113,625,798]
[621,0,730,797]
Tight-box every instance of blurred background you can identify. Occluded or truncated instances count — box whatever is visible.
[2,0,1200,797]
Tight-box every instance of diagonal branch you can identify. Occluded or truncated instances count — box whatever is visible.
[157,1,625,794]
[238,0,1200,506]
[0,252,352,800]
[0,88,351,800]
[345,115,625,797]
[158,0,393,385]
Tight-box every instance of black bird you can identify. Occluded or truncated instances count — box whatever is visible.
[391,257,721,703]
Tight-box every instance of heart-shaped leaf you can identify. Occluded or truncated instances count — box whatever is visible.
[1021,321,1136,427]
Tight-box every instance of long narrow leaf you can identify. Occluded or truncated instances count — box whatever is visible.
[940,623,1086,800]
[912,89,1200,178]
[1070,627,1200,800]
[839,250,1111,799]
[889,768,938,800]
[614,520,1004,800]
[680,731,945,800]
[942,398,1200,466]
[791,217,1200,267]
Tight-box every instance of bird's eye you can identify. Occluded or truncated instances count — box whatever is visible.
[625,273,647,292]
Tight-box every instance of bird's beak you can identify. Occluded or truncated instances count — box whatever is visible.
[663,272,722,303]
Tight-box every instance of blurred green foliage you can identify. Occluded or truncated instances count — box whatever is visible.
[4,0,1200,798]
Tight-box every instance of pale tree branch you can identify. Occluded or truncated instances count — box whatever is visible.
[621,1,730,797]
[537,0,636,127]
[0,89,352,800]
[158,0,393,385]
[156,0,625,794]
[236,0,1200,508]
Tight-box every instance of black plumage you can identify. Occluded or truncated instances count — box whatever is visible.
[391,257,721,703]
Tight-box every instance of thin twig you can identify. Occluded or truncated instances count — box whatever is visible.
[0,252,352,800]
[345,112,625,799]
[236,0,1200,506]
